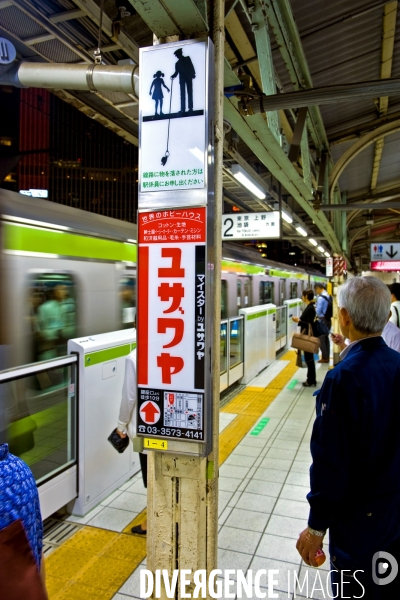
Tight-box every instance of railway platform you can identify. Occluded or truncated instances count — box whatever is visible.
[43,350,331,600]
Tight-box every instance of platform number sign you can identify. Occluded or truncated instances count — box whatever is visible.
[222,212,280,240]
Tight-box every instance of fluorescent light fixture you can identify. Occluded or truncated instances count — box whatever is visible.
[324,252,331,258]
[318,246,325,252]
[309,238,318,246]
[295,225,307,237]
[281,210,293,224]
[231,164,266,200]
[126,238,136,243]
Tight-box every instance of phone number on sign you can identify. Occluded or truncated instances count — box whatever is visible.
[138,426,203,439]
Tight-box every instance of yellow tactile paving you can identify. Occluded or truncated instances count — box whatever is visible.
[46,525,146,599]
[46,350,299,599]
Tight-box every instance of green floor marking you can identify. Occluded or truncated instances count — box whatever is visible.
[250,418,270,436]
[287,379,298,389]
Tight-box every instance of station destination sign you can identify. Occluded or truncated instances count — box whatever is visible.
[137,39,214,456]
[370,243,400,261]
[222,212,280,240]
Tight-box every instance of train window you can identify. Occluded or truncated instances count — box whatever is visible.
[259,281,274,304]
[237,280,242,308]
[120,277,136,328]
[290,282,298,299]
[28,273,77,363]
[221,280,228,319]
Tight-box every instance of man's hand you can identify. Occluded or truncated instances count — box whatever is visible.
[296,527,324,567]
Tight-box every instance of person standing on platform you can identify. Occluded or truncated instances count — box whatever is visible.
[292,289,317,388]
[171,48,196,114]
[331,319,400,354]
[314,283,332,364]
[115,348,147,535]
[296,276,400,599]
[389,283,400,328]
[0,443,47,596]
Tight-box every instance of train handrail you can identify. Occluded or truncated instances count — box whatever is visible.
[0,355,78,383]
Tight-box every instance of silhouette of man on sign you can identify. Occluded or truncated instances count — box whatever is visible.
[171,48,196,114]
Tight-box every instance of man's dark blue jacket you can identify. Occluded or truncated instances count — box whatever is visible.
[308,336,400,569]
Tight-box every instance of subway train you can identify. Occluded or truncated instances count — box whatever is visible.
[0,188,327,368]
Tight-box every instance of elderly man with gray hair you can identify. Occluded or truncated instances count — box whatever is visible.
[296,276,400,598]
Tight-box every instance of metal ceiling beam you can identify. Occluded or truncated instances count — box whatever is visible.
[263,0,328,150]
[49,9,85,23]
[318,202,400,211]
[329,119,400,202]
[328,109,400,145]
[241,79,400,112]
[9,0,93,62]
[224,95,342,252]
[127,0,208,37]
[52,88,138,145]
[252,0,280,143]
[70,0,139,63]
[370,1,397,191]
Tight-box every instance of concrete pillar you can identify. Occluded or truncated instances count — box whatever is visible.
[146,1,224,597]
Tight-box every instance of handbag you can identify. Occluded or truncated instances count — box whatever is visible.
[296,350,306,368]
[314,318,330,337]
[108,428,130,453]
[291,324,320,354]
[0,519,48,600]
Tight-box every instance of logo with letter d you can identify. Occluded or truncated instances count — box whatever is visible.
[372,552,398,586]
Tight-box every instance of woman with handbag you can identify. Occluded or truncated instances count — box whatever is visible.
[292,289,318,387]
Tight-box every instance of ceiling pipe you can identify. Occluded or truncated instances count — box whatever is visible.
[0,37,139,95]
[1,61,140,96]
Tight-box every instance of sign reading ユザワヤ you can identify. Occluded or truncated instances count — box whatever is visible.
[137,40,214,456]
[139,41,207,195]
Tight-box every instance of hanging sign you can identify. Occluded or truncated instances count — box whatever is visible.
[370,243,400,261]
[137,207,207,443]
[326,257,333,277]
[137,39,214,456]
[139,41,207,197]
[222,212,280,240]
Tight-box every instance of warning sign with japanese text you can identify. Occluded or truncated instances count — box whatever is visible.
[137,207,207,442]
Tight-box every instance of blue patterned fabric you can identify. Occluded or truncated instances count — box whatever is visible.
[0,443,43,570]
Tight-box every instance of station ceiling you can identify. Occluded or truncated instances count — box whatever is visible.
[1,0,400,270]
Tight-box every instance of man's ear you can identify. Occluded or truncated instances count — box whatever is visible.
[339,307,350,326]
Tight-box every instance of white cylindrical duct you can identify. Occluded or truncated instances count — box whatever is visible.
[14,62,139,96]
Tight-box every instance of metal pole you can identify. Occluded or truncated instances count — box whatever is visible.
[207,0,225,586]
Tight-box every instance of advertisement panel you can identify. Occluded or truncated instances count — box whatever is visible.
[137,208,207,443]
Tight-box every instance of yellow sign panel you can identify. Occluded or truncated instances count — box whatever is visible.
[143,438,168,451]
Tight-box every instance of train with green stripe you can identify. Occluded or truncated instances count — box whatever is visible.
[0,188,327,368]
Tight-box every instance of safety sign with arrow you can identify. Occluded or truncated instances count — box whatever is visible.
[139,400,161,424]
[370,243,400,261]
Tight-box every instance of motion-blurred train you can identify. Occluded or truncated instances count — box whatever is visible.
[0,188,327,368]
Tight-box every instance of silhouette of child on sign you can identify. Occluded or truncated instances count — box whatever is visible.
[149,71,170,115]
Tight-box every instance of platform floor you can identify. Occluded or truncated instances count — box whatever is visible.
[45,351,331,600]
